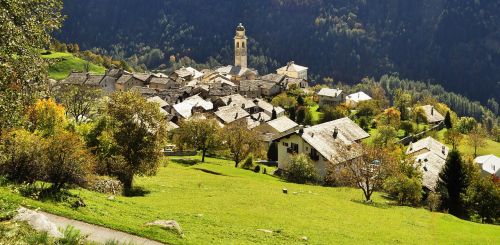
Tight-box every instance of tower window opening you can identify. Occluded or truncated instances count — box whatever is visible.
[237,42,239,48]
[242,42,246,48]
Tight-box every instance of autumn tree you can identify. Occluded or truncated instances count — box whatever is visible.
[222,121,260,167]
[321,104,349,123]
[444,128,463,149]
[44,132,95,192]
[271,93,297,109]
[26,98,68,137]
[413,106,428,126]
[348,144,395,202]
[0,129,46,184]
[100,92,167,191]
[467,126,487,158]
[378,107,401,128]
[0,0,63,133]
[394,90,412,121]
[372,126,398,147]
[383,157,423,206]
[57,85,102,122]
[176,118,222,162]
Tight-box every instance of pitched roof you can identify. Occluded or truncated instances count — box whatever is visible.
[220,94,256,109]
[267,116,299,133]
[132,73,151,82]
[84,74,104,86]
[414,151,447,190]
[173,68,194,78]
[116,74,133,84]
[61,72,87,85]
[261,73,286,84]
[406,136,449,159]
[475,155,500,176]
[420,105,445,123]
[149,77,171,85]
[166,121,179,131]
[147,96,169,108]
[216,65,257,77]
[254,98,285,115]
[240,79,278,90]
[185,67,203,79]
[346,91,372,103]
[250,112,271,122]
[173,95,213,119]
[215,105,250,124]
[318,88,343,98]
[301,117,369,164]
[277,62,308,73]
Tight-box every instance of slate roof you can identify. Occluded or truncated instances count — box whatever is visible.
[220,94,256,109]
[261,73,286,84]
[147,96,169,108]
[346,91,372,103]
[300,117,370,164]
[62,72,87,85]
[185,67,203,79]
[318,88,343,98]
[250,112,271,122]
[414,151,447,190]
[215,105,250,124]
[173,95,213,119]
[216,65,257,77]
[150,77,171,85]
[406,136,449,159]
[475,155,500,176]
[84,75,104,86]
[267,116,299,133]
[116,74,133,84]
[166,121,180,131]
[277,62,308,72]
[254,98,285,116]
[420,105,445,123]
[133,73,151,82]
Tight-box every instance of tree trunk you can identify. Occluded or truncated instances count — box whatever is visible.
[202,149,206,162]
[234,161,239,168]
[122,174,134,192]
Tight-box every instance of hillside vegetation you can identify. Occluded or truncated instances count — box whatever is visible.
[42,51,106,80]
[1,156,498,244]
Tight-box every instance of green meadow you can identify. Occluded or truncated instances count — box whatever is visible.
[41,51,106,80]
[1,156,498,244]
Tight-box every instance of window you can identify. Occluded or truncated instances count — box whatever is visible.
[242,42,246,48]
[236,42,239,48]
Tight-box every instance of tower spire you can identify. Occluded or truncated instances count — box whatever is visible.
[234,23,248,68]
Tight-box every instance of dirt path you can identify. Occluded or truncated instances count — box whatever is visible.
[39,211,165,245]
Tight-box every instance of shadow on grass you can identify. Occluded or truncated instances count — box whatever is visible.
[192,168,227,176]
[123,186,151,197]
[170,158,200,166]
[351,199,391,209]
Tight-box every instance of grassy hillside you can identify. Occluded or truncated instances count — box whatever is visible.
[1,156,498,244]
[435,129,500,157]
[41,51,105,80]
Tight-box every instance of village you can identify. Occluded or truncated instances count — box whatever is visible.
[58,23,499,194]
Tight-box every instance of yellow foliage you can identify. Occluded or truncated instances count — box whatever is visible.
[26,98,68,137]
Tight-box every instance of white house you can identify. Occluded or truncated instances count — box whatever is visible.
[275,117,369,178]
[173,94,213,119]
[474,155,500,178]
[406,136,449,191]
[345,91,372,108]
[255,116,300,143]
[276,61,308,80]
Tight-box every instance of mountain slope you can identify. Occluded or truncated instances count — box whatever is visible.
[58,0,500,103]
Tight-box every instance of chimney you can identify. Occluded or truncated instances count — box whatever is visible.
[442,146,445,155]
[431,106,434,115]
[299,128,304,135]
[235,113,239,119]
[333,127,339,139]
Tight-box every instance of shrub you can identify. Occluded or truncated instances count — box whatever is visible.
[427,192,441,212]
[253,165,261,173]
[383,175,422,206]
[0,197,17,221]
[86,175,123,195]
[45,132,95,192]
[57,226,88,245]
[242,154,254,170]
[284,154,318,184]
[0,129,46,184]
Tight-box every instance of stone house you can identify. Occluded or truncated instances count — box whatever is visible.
[317,88,343,108]
[276,61,308,80]
[345,91,372,108]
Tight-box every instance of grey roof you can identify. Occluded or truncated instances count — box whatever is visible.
[132,73,151,82]
[406,136,449,159]
[254,99,285,115]
[220,94,256,109]
[240,79,278,90]
[420,105,445,123]
[318,88,343,98]
[173,95,213,119]
[216,65,257,77]
[166,121,180,131]
[150,77,171,85]
[250,112,271,122]
[261,73,286,84]
[277,61,308,72]
[116,74,133,84]
[414,151,447,190]
[215,105,250,124]
[84,74,104,86]
[301,117,369,164]
[61,72,87,85]
[147,96,169,108]
[267,116,299,133]
[346,91,372,103]
[173,68,193,78]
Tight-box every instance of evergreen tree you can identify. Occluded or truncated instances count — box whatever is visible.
[296,107,306,124]
[437,150,470,218]
[444,111,452,129]
[271,108,277,120]
[297,95,305,106]
[288,107,296,122]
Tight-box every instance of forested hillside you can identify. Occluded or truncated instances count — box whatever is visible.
[58,0,500,103]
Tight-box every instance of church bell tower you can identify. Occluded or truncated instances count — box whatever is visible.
[234,23,248,68]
